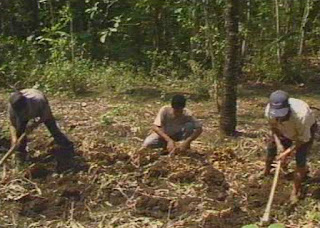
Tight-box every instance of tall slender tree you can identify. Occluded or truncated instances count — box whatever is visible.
[219,0,240,136]
[274,0,281,64]
[203,0,220,112]
[298,0,312,56]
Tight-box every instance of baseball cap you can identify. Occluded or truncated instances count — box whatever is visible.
[269,90,290,118]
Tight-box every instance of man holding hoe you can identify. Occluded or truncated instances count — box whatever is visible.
[7,88,75,172]
[264,90,317,203]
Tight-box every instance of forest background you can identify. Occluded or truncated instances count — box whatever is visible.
[1,0,319,94]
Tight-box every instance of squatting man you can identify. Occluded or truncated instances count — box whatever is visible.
[140,94,203,154]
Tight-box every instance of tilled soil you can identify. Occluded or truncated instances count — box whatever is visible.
[1,88,320,227]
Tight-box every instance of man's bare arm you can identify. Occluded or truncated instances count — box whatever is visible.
[185,127,202,144]
[10,125,17,145]
[8,105,18,145]
[177,127,202,152]
[270,126,281,137]
[152,125,176,152]
[152,125,172,142]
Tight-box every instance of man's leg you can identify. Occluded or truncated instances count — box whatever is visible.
[44,119,73,149]
[264,134,292,175]
[181,122,195,140]
[141,132,166,149]
[292,150,309,203]
[171,122,195,143]
[0,128,6,152]
[291,124,316,203]
[44,119,74,172]
[133,133,167,166]
[16,121,28,162]
[264,142,276,176]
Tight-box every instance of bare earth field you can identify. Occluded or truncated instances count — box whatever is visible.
[1,83,320,228]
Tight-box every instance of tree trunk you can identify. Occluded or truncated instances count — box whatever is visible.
[298,0,312,56]
[189,0,198,61]
[26,0,39,33]
[241,0,250,58]
[69,1,75,63]
[219,0,240,136]
[0,1,4,34]
[203,0,220,112]
[151,5,162,75]
[48,0,55,27]
[275,0,281,64]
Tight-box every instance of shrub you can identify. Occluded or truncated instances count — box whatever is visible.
[35,58,92,94]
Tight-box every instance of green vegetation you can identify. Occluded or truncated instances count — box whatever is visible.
[0,0,319,94]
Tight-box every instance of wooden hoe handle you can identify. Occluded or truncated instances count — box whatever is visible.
[0,133,27,166]
[261,160,281,223]
[0,119,41,166]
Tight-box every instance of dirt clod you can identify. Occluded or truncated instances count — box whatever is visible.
[25,164,51,179]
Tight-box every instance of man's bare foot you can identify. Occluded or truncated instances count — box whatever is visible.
[290,189,301,205]
[131,147,146,168]
[254,169,272,180]
[138,146,146,153]
[131,154,140,168]
[262,167,275,176]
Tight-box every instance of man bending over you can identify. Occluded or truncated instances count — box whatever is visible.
[8,88,75,172]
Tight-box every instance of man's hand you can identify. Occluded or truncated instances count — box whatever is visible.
[167,140,176,153]
[177,140,190,152]
[26,119,41,134]
[278,152,290,165]
[276,145,295,164]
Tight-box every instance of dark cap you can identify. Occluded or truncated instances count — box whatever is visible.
[268,90,290,118]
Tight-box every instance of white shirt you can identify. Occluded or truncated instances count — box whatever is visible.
[153,105,202,136]
[265,98,316,143]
